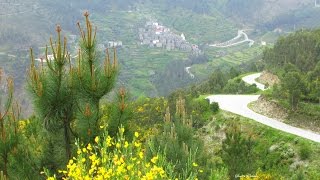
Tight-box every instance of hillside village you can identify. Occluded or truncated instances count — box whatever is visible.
[139,21,201,54]
[34,20,203,61]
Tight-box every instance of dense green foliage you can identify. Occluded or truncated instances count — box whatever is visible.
[73,14,118,143]
[184,67,259,95]
[209,111,320,179]
[222,121,256,179]
[262,29,320,123]
[263,30,320,72]
[149,96,211,179]
[0,73,17,178]
[28,28,75,161]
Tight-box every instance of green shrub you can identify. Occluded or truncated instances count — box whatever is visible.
[210,102,219,113]
[292,169,305,180]
[209,167,229,180]
[299,144,311,160]
[45,127,200,179]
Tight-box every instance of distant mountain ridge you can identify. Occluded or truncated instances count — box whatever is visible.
[0,0,319,51]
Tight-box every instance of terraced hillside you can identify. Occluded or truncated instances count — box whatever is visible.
[118,45,190,97]
[191,43,265,79]
[89,5,238,97]
[2,0,320,101]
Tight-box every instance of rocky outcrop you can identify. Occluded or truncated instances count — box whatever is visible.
[257,71,280,87]
[250,96,288,121]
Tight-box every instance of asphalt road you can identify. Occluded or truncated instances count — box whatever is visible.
[206,73,320,143]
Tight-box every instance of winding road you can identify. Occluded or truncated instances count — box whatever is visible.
[185,67,195,79]
[206,73,320,143]
[209,30,254,48]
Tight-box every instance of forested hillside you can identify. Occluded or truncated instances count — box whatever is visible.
[261,29,320,133]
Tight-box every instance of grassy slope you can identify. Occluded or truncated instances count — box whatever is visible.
[260,88,320,133]
[208,111,320,179]
[238,111,320,179]
[192,44,265,79]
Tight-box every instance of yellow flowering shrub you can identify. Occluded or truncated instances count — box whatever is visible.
[240,170,279,180]
[46,127,197,180]
[18,120,30,132]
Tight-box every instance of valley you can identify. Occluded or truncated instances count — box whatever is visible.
[1,1,320,179]
[2,0,318,99]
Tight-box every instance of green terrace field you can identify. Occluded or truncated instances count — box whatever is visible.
[192,44,266,78]
[91,11,145,45]
[118,45,190,97]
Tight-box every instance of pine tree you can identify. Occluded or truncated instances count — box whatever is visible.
[28,12,118,164]
[28,24,74,161]
[0,69,19,178]
[282,71,306,110]
[73,11,118,143]
[149,96,209,179]
[106,87,133,138]
[222,121,255,180]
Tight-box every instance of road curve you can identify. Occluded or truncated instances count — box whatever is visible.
[241,73,266,90]
[185,67,195,79]
[206,73,320,143]
[209,30,254,48]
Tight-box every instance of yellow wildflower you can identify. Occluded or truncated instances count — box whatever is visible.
[45,127,199,180]
[120,127,125,133]
[116,164,126,175]
[87,143,92,151]
[106,136,112,147]
[89,168,95,175]
[124,141,129,148]
[127,164,133,171]
[192,162,198,167]
[135,132,139,138]
[134,142,141,147]
[139,151,144,159]
[117,156,123,163]
[77,149,82,155]
[95,136,100,143]
[137,106,144,112]
[151,156,158,164]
